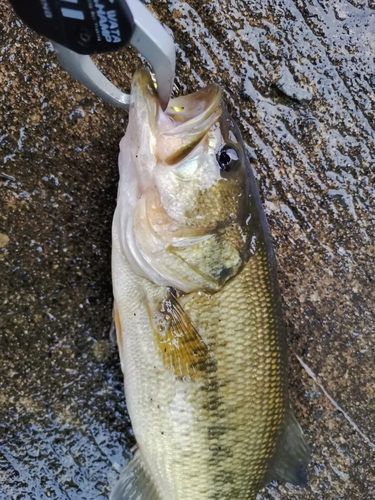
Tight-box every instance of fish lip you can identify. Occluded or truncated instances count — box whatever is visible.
[131,68,222,132]
[165,84,222,131]
[130,68,160,132]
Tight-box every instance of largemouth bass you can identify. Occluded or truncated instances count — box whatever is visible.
[111,69,309,500]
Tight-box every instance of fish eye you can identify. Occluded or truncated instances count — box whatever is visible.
[217,146,239,172]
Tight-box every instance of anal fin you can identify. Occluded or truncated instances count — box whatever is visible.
[110,452,160,500]
[111,300,123,348]
[264,407,310,488]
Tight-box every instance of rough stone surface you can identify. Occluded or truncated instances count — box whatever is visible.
[1,1,374,499]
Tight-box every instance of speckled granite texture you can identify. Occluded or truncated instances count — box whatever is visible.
[1,1,374,499]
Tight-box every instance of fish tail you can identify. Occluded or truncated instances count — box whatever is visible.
[110,451,160,500]
[263,407,310,488]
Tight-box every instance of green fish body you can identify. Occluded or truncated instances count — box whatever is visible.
[111,69,309,500]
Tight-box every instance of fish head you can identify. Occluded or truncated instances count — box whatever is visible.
[116,69,253,293]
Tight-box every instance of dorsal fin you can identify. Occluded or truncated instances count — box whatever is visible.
[110,452,160,500]
[263,407,310,487]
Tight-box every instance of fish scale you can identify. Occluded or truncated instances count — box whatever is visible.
[182,242,287,498]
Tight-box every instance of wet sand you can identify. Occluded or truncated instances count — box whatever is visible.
[1,1,374,498]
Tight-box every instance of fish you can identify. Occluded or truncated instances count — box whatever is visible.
[110,68,310,500]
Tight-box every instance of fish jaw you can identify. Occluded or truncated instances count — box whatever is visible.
[121,68,222,194]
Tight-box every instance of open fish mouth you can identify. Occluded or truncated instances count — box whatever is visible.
[131,68,222,132]
[131,68,224,171]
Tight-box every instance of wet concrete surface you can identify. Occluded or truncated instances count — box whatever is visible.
[1,0,374,499]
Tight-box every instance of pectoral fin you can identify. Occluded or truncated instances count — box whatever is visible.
[264,407,310,487]
[110,452,160,500]
[146,288,211,380]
